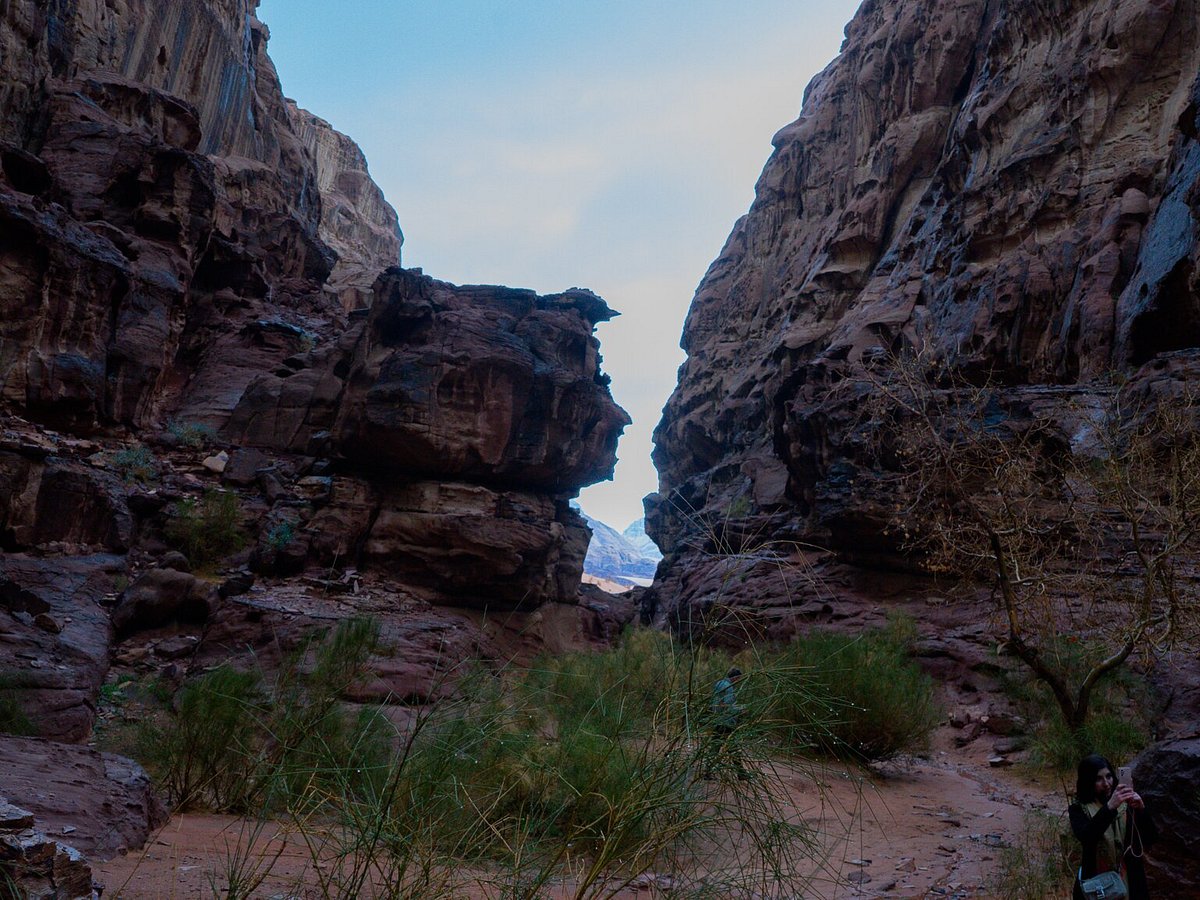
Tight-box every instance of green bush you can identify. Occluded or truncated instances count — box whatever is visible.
[352,631,807,896]
[113,445,158,484]
[1001,640,1154,771]
[133,624,932,895]
[0,675,34,737]
[136,618,389,813]
[1030,712,1149,772]
[139,666,264,810]
[265,521,295,551]
[167,418,217,449]
[752,617,942,762]
[165,490,246,569]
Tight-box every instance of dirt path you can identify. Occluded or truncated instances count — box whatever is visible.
[97,734,1062,899]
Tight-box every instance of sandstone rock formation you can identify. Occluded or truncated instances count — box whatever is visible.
[287,102,403,309]
[223,267,630,608]
[0,0,626,750]
[0,554,120,743]
[647,2,1200,885]
[1134,736,1200,896]
[0,799,96,900]
[0,735,166,860]
[648,0,1200,629]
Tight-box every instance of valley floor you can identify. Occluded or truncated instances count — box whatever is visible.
[96,729,1063,899]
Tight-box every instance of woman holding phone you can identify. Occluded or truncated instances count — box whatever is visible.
[1070,754,1158,899]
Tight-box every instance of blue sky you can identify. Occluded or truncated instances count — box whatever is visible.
[258,0,863,531]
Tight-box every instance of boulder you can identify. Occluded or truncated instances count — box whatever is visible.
[0,555,119,742]
[1135,736,1200,896]
[111,568,219,638]
[0,803,96,900]
[0,735,166,860]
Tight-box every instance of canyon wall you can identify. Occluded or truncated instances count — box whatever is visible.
[0,0,628,751]
[648,4,1200,889]
[650,0,1200,592]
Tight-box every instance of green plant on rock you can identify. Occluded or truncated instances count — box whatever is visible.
[165,490,246,569]
[264,521,295,552]
[0,675,34,737]
[166,418,217,449]
[113,445,158,484]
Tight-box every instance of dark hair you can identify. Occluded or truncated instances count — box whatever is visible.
[727,667,743,679]
[1075,754,1116,804]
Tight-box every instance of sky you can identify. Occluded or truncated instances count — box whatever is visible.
[257,0,863,532]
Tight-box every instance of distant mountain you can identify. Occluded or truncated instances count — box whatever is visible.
[576,509,660,587]
[621,519,662,561]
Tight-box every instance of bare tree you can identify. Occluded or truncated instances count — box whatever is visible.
[855,348,1200,730]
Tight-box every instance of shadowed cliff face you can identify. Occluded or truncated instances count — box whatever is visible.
[648,6,1200,887]
[0,0,629,747]
[0,0,403,431]
[650,0,1200,561]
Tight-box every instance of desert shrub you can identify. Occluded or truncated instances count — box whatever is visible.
[525,627,725,738]
[1001,640,1154,771]
[989,809,1074,899]
[145,626,928,897]
[322,630,813,894]
[165,490,246,568]
[0,675,34,737]
[1030,711,1149,773]
[753,617,941,762]
[263,617,391,800]
[136,618,389,812]
[265,521,294,551]
[166,418,217,449]
[113,445,158,484]
[139,665,264,810]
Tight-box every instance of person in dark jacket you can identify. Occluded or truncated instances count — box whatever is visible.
[1069,754,1157,899]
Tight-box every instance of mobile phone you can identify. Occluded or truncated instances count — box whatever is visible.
[1118,766,1133,787]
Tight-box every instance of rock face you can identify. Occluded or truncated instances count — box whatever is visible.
[0,735,166,860]
[647,15,1200,875]
[0,0,627,744]
[1134,737,1200,897]
[0,0,392,433]
[287,102,402,309]
[0,554,120,743]
[649,0,1200,619]
[224,267,630,608]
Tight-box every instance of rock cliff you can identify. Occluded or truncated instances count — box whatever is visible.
[650,0,1200,592]
[648,2,1200,886]
[0,0,627,754]
[287,102,403,309]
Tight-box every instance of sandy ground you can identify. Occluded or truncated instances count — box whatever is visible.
[96,732,1063,900]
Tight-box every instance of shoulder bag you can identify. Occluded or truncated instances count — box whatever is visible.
[1076,869,1127,900]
